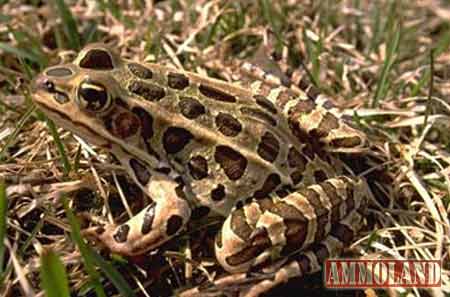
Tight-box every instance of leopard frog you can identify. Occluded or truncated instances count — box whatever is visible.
[32,43,369,293]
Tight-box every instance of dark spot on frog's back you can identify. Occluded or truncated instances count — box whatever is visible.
[254,95,277,114]
[188,156,208,180]
[315,112,339,137]
[162,127,194,154]
[253,173,281,198]
[128,81,166,101]
[214,145,247,180]
[129,159,151,185]
[132,107,153,139]
[191,206,210,220]
[105,111,140,139]
[79,49,114,70]
[211,184,226,201]
[166,215,183,236]
[314,170,328,183]
[199,84,236,103]
[168,72,189,90]
[215,113,242,137]
[257,132,280,162]
[287,147,306,169]
[178,97,205,119]
[128,63,153,79]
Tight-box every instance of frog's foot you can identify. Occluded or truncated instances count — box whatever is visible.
[179,206,365,297]
[84,175,192,256]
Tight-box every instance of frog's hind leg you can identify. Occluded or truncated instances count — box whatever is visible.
[238,58,367,153]
[178,176,368,297]
[179,197,366,297]
[215,176,367,273]
[239,207,365,297]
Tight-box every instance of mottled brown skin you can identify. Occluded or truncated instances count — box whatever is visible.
[32,43,369,296]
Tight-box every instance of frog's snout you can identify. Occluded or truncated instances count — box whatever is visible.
[32,74,55,94]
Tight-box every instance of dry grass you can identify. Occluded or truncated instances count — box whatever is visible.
[0,1,449,297]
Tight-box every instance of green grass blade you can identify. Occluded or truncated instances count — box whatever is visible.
[89,251,136,297]
[52,0,81,50]
[0,178,6,274]
[371,26,400,107]
[411,29,450,97]
[40,249,70,297]
[63,197,135,297]
[0,105,35,162]
[0,42,41,64]
[62,197,106,297]
[44,115,72,176]
[422,49,434,129]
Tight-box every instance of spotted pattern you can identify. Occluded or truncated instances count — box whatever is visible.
[79,49,114,70]
[129,159,151,185]
[215,113,242,137]
[199,84,236,103]
[314,113,339,138]
[178,97,205,119]
[257,132,280,162]
[287,147,306,169]
[211,184,226,201]
[128,81,166,101]
[331,137,362,148]
[300,188,327,241]
[132,107,153,139]
[104,111,140,139]
[191,206,210,220]
[254,95,277,114]
[132,107,159,158]
[214,146,247,180]
[288,99,315,116]
[253,173,281,199]
[188,156,208,180]
[168,72,189,90]
[314,170,327,183]
[166,215,183,236]
[141,203,156,234]
[226,228,271,266]
[33,45,371,292]
[113,224,130,243]
[162,127,194,154]
[128,63,153,79]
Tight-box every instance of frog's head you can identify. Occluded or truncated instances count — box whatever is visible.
[31,44,142,149]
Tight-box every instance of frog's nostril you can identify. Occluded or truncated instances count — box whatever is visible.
[44,80,55,92]
[33,75,55,92]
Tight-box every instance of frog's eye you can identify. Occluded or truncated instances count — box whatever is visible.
[77,80,113,114]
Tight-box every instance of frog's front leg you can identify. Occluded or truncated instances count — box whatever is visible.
[86,174,191,256]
